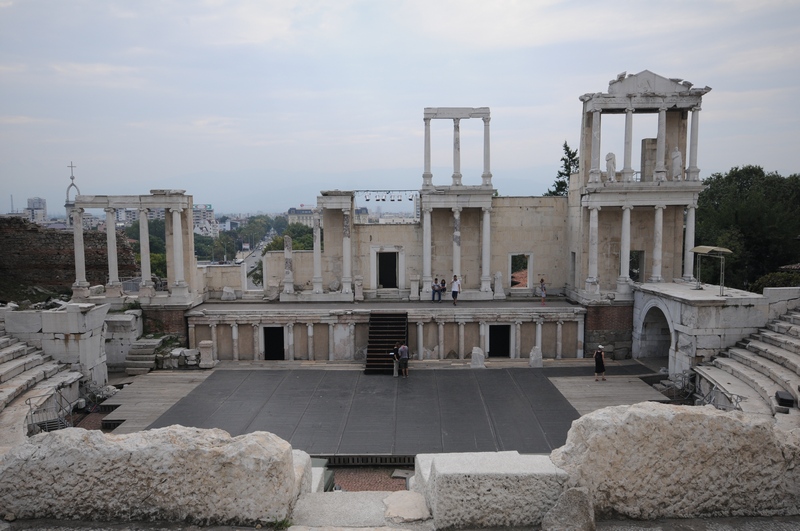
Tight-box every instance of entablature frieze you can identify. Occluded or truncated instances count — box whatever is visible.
[421,191,494,210]
[582,94,704,114]
[75,193,191,210]
[581,183,705,209]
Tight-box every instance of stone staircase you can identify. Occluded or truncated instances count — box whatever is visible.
[0,319,84,455]
[694,309,800,430]
[364,313,407,375]
[124,337,164,376]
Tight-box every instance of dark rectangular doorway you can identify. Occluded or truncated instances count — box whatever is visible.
[263,327,285,360]
[378,252,398,289]
[489,325,511,357]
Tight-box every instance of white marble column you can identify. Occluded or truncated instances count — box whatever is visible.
[480,207,492,292]
[514,320,522,359]
[654,106,667,182]
[71,208,89,292]
[422,206,432,294]
[188,324,196,349]
[622,107,635,182]
[231,323,239,361]
[261,253,269,297]
[341,209,352,294]
[452,207,462,278]
[287,322,295,361]
[104,207,121,290]
[253,324,261,360]
[649,205,665,282]
[452,118,462,185]
[556,320,563,360]
[348,322,355,360]
[585,206,600,293]
[312,208,323,294]
[138,208,154,293]
[479,321,487,355]
[307,323,314,360]
[416,321,424,360]
[589,110,602,183]
[576,314,585,358]
[683,204,697,281]
[481,116,492,186]
[437,320,445,360]
[458,321,465,359]
[687,106,701,181]
[328,323,335,361]
[617,205,632,294]
[423,117,433,188]
[170,208,187,286]
[210,323,218,359]
[535,319,543,354]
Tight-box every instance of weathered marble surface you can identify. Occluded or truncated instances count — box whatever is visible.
[0,425,299,525]
[541,486,595,531]
[551,402,800,519]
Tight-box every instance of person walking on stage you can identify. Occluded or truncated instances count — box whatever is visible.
[398,341,410,378]
[450,275,461,306]
[594,345,606,381]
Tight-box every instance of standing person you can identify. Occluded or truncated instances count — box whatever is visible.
[432,277,441,302]
[398,341,410,378]
[594,345,606,381]
[451,275,461,306]
[540,278,547,306]
[391,342,400,378]
[440,278,447,301]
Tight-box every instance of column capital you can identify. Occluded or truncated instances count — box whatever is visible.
[514,320,522,325]
[138,207,150,213]
[71,207,84,215]
[457,320,466,326]
[687,202,698,210]
[557,320,564,326]
[452,206,462,215]
[692,105,702,112]
[210,322,217,329]
[537,318,544,325]
[654,204,666,211]
[482,206,492,213]
[621,204,633,211]
[416,321,424,326]
[482,116,491,124]
[104,207,116,213]
[588,205,602,212]
[423,117,431,123]
[170,207,183,214]
[422,205,433,214]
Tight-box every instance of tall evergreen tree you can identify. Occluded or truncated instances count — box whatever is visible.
[544,141,579,196]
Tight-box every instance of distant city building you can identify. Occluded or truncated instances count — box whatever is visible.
[147,208,166,221]
[287,207,315,228]
[353,207,369,224]
[25,197,47,223]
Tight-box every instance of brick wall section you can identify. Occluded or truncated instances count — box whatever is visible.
[143,308,187,340]
[585,303,634,360]
[0,217,137,294]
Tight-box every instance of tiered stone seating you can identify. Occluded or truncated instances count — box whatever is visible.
[0,322,84,455]
[695,309,800,431]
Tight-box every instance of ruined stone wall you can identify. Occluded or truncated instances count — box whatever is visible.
[0,217,136,297]
[584,303,633,359]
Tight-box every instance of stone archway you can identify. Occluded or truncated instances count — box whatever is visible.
[632,297,675,364]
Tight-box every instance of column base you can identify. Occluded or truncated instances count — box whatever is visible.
[312,277,323,294]
[654,169,667,182]
[341,277,352,294]
[71,282,90,300]
[480,276,492,293]
[422,173,433,188]
[105,283,123,298]
[481,173,492,186]
[451,173,462,186]
[589,170,601,183]
[682,274,696,282]
[621,169,635,182]
[616,277,633,296]
[584,277,600,294]
[648,275,664,283]
[170,282,190,300]
[686,167,700,181]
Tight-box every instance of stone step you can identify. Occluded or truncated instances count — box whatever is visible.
[728,347,800,405]
[0,361,67,414]
[0,369,84,456]
[0,351,50,384]
[125,360,155,369]
[0,341,26,364]
[756,330,800,356]
[0,335,19,350]
[693,365,772,416]
[783,312,800,326]
[741,339,800,379]
[125,354,156,363]
[128,347,159,356]
[768,319,800,340]
[125,367,151,376]
[713,357,799,418]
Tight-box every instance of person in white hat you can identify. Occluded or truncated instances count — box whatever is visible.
[594,345,606,381]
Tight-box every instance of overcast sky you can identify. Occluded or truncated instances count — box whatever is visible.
[1,1,799,217]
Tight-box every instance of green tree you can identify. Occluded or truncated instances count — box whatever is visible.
[264,223,314,252]
[125,219,166,254]
[544,141,579,197]
[696,166,800,290]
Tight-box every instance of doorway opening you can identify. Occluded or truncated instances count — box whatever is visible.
[489,325,511,357]
[510,254,530,288]
[378,252,398,289]
[630,250,645,282]
[263,327,285,360]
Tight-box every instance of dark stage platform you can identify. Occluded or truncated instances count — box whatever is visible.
[148,368,582,456]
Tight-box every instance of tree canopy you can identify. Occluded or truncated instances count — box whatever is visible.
[696,165,800,291]
[544,141,578,197]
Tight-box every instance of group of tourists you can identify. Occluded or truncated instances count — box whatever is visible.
[391,341,410,378]
[431,275,461,306]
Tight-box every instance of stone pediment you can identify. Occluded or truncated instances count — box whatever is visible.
[608,70,693,96]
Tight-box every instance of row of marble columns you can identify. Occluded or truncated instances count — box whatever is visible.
[71,206,186,294]
[417,315,585,359]
[193,316,585,361]
[422,117,492,188]
[588,106,702,183]
[586,203,696,293]
[306,208,351,294]
[421,206,493,293]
